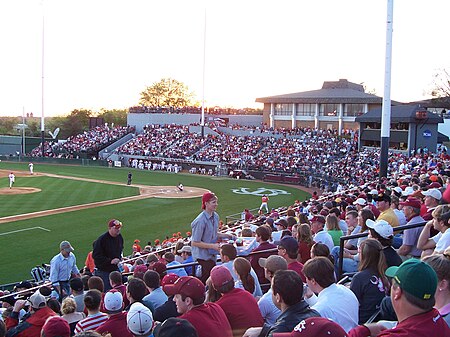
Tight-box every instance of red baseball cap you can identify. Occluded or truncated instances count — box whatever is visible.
[201,192,216,209]
[164,276,205,300]
[273,317,348,337]
[210,266,233,289]
[108,219,122,228]
[41,316,70,337]
[161,273,180,292]
[310,215,325,225]
[399,197,422,209]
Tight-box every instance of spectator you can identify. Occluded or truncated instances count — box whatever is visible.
[74,290,108,334]
[350,239,389,324]
[50,241,80,301]
[310,243,334,263]
[309,216,334,251]
[191,192,234,283]
[69,278,86,313]
[375,192,399,228]
[303,257,359,332]
[126,277,150,311]
[153,317,198,337]
[163,252,188,277]
[422,251,450,326]
[153,274,180,322]
[5,289,57,337]
[109,271,130,309]
[142,270,167,311]
[96,290,133,337]
[210,266,264,337]
[276,236,305,282]
[178,246,195,275]
[348,259,450,337]
[87,276,104,294]
[418,205,450,256]
[243,270,319,337]
[249,226,277,285]
[126,302,153,337]
[398,197,425,258]
[93,219,124,291]
[42,316,71,337]
[164,276,233,337]
[297,224,315,264]
[366,219,402,268]
[325,214,343,246]
[257,255,288,326]
[233,257,255,296]
[61,297,85,336]
[344,210,361,250]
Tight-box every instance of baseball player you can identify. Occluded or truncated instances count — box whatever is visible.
[29,162,34,175]
[8,172,15,189]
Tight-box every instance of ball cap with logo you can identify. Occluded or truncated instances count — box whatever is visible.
[273,317,347,337]
[127,302,154,336]
[103,289,123,314]
[385,259,438,300]
[365,219,393,239]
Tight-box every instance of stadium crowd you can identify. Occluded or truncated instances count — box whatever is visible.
[3,124,450,337]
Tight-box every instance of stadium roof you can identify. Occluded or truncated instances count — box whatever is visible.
[356,104,444,123]
[255,79,383,104]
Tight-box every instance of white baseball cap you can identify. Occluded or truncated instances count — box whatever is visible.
[366,219,393,239]
[402,186,415,196]
[353,198,367,206]
[103,289,123,314]
[422,188,442,201]
[127,302,153,336]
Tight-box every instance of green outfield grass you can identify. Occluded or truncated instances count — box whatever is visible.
[0,161,309,285]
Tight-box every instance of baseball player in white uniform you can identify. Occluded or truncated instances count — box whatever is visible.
[29,162,34,175]
[8,172,15,189]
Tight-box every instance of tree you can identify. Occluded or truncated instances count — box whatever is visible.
[61,109,92,138]
[139,78,196,107]
[98,109,127,126]
[430,69,450,98]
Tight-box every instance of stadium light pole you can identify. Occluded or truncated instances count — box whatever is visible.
[379,0,394,178]
[200,8,206,138]
[40,1,46,157]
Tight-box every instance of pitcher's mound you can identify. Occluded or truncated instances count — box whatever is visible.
[0,187,41,195]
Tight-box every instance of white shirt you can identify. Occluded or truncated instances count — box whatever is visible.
[313,231,334,251]
[433,227,450,253]
[308,283,359,332]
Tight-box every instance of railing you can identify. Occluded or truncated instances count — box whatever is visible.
[337,220,427,279]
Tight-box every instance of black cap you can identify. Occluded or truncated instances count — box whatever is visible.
[154,318,198,337]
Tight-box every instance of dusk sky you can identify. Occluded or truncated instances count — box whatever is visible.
[0,0,449,117]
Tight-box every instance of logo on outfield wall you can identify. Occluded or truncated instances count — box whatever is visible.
[231,187,291,196]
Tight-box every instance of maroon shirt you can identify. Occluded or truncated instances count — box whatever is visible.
[288,261,306,282]
[216,288,264,337]
[249,241,277,284]
[96,312,133,337]
[181,303,233,337]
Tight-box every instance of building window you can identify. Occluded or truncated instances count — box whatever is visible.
[296,103,315,116]
[319,104,339,116]
[344,104,364,117]
[274,104,291,116]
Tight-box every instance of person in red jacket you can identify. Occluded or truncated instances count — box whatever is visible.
[5,289,56,337]
[165,276,233,337]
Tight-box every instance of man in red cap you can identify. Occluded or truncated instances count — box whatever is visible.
[191,192,235,283]
[398,197,425,259]
[165,276,233,337]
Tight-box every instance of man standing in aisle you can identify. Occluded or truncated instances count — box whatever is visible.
[191,192,235,283]
[50,241,80,301]
[93,219,124,291]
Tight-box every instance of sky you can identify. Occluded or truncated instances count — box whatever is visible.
[0,0,449,117]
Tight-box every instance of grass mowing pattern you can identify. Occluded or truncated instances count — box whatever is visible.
[0,162,310,285]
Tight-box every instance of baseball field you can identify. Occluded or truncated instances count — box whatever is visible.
[0,161,309,285]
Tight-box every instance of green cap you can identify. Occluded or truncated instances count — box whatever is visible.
[385,259,438,300]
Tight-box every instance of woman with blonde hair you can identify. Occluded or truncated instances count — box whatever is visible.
[62,297,85,336]
[350,238,389,324]
[233,257,255,296]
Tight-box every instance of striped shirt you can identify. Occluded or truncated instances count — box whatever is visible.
[74,312,108,333]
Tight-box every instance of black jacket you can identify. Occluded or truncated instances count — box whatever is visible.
[259,300,320,337]
[93,232,123,272]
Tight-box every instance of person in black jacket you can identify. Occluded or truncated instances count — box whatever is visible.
[243,270,320,337]
[93,219,124,291]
